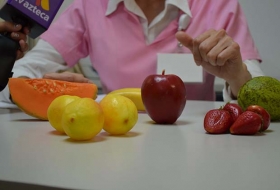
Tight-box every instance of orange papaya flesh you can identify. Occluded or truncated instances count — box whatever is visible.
[8,78,98,120]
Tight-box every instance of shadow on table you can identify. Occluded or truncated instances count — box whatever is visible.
[0,180,72,190]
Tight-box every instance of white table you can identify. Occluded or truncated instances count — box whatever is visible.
[0,100,280,190]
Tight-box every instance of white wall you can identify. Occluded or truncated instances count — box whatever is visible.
[53,0,73,21]
[239,0,280,79]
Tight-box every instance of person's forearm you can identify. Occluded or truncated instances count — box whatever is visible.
[226,63,252,98]
[223,59,264,102]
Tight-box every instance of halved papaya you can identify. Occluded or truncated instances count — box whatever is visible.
[8,78,98,120]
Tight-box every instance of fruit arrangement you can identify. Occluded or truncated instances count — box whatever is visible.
[238,76,280,121]
[10,75,277,140]
[47,94,138,141]
[45,69,188,140]
[204,102,270,135]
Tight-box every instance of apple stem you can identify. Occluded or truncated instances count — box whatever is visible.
[162,70,165,75]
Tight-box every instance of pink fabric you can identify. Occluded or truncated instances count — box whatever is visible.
[41,0,261,101]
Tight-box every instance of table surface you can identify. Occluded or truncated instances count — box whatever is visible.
[0,100,280,190]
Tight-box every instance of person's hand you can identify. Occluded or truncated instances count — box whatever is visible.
[175,29,252,97]
[0,21,29,60]
[43,72,93,83]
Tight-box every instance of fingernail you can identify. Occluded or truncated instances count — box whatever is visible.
[12,33,19,38]
[14,24,20,28]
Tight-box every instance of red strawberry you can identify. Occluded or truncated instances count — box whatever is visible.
[223,102,243,122]
[230,111,262,135]
[204,109,233,134]
[246,105,270,132]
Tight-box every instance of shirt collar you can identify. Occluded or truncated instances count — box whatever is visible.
[105,0,192,17]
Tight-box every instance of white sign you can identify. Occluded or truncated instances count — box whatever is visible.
[157,53,203,83]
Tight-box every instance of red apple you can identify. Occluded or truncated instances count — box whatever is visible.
[246,105,271,131]
[141,70,187,124]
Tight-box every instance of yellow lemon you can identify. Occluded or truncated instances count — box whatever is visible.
[61,98,104,141]
[99,94,138,135]
[47,95,80,133]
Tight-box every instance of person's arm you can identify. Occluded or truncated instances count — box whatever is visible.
[0,39,68,103]
[13,39,68,77]
[223,59,264,102]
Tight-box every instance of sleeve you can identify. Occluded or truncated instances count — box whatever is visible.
[40,0,89,67]
[223,59,265,103]
[0,39,68,103]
